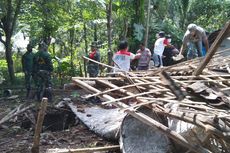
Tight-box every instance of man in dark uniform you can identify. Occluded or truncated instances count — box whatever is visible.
[87,42,100,77]
[33,42,53,102]
[22,44,34,98]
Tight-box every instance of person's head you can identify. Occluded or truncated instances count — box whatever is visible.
[38,41,48,51]
[119,40,128,50]
[187,23,197,35]
[27,44,32,52]
[158,31,165,38]
[139,42,145,50]
[166,35,172,43]
[90,42,97,50]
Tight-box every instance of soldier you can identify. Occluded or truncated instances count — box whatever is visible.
[87,42,100,77]
[33,42,53,102]
[22,44,34,98]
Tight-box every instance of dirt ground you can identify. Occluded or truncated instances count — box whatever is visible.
[0,89,120,153]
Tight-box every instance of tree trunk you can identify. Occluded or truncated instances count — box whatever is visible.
[144,0,151,47]
[69,28,75,76]
[0,0,22,84]
[83,23,88,77]
[107,0,113,68]
[5,36,15,83]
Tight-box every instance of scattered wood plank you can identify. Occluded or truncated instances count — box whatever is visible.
[0,104,34,126]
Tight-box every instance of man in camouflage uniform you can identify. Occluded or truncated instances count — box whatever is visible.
[22,44,35,98]
[87,42,100,77]
[33,42,53,102]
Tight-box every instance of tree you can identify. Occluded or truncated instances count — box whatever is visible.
[0,0,23,83]
[106,0,113,66]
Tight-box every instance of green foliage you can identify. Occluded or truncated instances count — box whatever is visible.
[133,23,145,41]
[188,0,230,31]
[0,59,8,78]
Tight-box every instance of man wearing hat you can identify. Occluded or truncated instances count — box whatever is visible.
[179,23,209,59]
[87,42,100,77]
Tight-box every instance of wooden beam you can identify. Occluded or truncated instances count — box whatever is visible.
[193,21,230,76]
[47,145,120,153]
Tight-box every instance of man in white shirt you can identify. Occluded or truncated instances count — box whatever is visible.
[113,40,136,72]
[153,31,169,67]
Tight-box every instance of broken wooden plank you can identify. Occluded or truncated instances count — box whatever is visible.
[159,71,186,101]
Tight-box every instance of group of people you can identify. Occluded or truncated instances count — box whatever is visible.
[86,23,209,76]
[22,42,53,102]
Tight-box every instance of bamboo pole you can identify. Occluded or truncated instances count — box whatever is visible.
[31,98,48,153]
[84,82,162,99]
[47,145,120,153]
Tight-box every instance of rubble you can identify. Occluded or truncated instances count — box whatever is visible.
[70,22,230,153]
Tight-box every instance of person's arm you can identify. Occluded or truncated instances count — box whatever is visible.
[179,43,186,56]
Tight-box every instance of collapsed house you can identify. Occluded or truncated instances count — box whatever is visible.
[53,22,230,153]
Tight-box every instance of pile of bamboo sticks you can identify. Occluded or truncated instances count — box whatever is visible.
[72,21,230,153]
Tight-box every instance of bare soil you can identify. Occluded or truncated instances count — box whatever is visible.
[0,89,120,153]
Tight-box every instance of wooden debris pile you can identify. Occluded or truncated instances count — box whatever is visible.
[72,21,230,153]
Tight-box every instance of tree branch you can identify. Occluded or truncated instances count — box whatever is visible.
[10,0,23,36]
[0,37,6,46]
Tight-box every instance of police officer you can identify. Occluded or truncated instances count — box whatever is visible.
[22,44,34,98]
[33,42,53,102]
[87,42,100,77]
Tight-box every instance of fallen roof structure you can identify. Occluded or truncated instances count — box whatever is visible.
[71,21,230,153]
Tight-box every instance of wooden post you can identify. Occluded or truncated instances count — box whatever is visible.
[193,21,230,76]
[31,98,48,153]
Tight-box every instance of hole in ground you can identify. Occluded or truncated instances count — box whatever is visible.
[21,106,77,132]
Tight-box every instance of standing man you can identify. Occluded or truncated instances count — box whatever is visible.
[87,42,100,77]
[33,42,53,102]
[179,23,209,59]
[135,43,151,70]
[153,31,169,67]
[113,40,136,72]
[163,35,179,66]
[22,44,34,98]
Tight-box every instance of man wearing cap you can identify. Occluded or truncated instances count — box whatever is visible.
[33,42,53,102]
[22,44,35,98]
[179,23,209,59]
[87,42,100,77]
[153,31,169,67]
